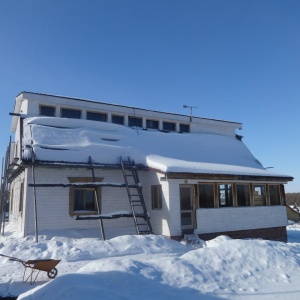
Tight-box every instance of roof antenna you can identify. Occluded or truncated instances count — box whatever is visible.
[183,105,197,122]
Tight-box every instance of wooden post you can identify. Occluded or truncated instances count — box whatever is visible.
[89,156,105,240]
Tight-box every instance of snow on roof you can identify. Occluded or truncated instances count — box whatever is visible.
[22,116,291,178]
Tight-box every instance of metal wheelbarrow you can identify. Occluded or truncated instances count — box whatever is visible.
[0,254,61,284]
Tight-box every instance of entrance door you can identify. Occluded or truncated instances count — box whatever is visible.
[180,185,194,230]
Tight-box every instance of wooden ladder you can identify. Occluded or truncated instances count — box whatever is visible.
[120,156,153,235]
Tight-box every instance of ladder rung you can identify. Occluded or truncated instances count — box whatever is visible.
[138,231,151,234]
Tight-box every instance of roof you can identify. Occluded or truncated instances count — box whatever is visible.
[21,116,292,180]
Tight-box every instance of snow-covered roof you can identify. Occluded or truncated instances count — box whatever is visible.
[22,116,292,179]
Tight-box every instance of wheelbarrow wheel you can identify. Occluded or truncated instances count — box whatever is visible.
[47,268,58,279]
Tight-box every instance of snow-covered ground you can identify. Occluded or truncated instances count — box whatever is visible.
[1,223,300,299]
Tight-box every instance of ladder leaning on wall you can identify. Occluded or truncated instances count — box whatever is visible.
[120,157,153,235]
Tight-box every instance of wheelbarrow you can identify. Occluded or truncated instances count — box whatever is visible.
[0,254,61,284]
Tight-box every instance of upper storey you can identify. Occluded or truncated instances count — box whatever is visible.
[11,92,242,137]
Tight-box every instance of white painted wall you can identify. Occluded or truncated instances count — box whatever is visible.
[195,206,288,234]
[12,92,241,137]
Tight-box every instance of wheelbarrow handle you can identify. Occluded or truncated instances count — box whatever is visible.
[0,253,23,262]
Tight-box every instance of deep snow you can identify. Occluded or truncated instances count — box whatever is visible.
[1,223,300,299]
[22,116,290,178]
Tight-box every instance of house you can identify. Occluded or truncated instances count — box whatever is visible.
[2,91,293,241]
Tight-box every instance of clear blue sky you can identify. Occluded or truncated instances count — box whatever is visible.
[1,0,299,192]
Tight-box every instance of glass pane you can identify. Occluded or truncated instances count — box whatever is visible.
[87,112,107,122]
[237,185,250,206]
[199,184,214,208]
[112,115,124,125]
[179,124,189,133]
[181,212,192,226]
[61,108,81,119]
[218,184,232,207]
[128,116,142,127]
[40,106,55,116]
[85,191,95,210]
[269,185,281,205]
[163,122,176,131]
[253,185,266,206]
[180,187,191,210]
[74,190,84,210]
[146,120,159,129]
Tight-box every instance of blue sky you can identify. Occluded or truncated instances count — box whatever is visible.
[0,0,299,192]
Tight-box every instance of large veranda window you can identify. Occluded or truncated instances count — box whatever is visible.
[199,184,215,208]
[236,184,250,206]
[253,185,266,206]
[269,185,281,205]
[218,184,233,207]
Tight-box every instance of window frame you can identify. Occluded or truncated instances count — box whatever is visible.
[61,107,81,119]
[179,123,189,133]
[68,177,103,216]
[86,111,107,122]
[236,184,251,207]
[218,183,233,207]
[128,116,143,128]
[198,183,215,208]
[253,184,267,206]
[162,121,176,132]
[151,185,163,210]
[40,105,56,117]
[146,119,159,130]
[111,114,124,125]
[269,184,281,206]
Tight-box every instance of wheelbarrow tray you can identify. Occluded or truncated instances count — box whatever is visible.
[21,259,61,284]
[0,254,60,284]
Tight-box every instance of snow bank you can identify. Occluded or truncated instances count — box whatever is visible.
[2,224,300,299]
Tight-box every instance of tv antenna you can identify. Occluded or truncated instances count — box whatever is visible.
[183,105,197,121]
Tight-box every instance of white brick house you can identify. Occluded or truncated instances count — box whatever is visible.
[4,92,293,241]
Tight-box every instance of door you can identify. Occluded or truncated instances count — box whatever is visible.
[180,185,194,230]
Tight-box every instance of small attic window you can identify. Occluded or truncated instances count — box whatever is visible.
[112,115,124,125]
[40,105,55,117]
[179,124,189,133]
[146,119,159,130]
[128,116,142,128]
[163,121,176,132]
[87,111,107,122]
[61,108,81,119]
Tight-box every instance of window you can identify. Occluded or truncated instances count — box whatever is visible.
[87,111,107,122]
[179,124,189,133]
[253,185,266,206]
[199,184,214,208]
[74,189,96,211]
[269,185,281,205]
[236,184,250,206]
[40,105,55,116]
[10,187,14,211]
[151,185,162,209]
[163,121,176,131]
[61,108,81,119]
[146,119,159,130]
[128,116,143,128]
[19,181,24,213]
[68,177,102,216]
[112,115,124,125]
[218,184,232,207]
